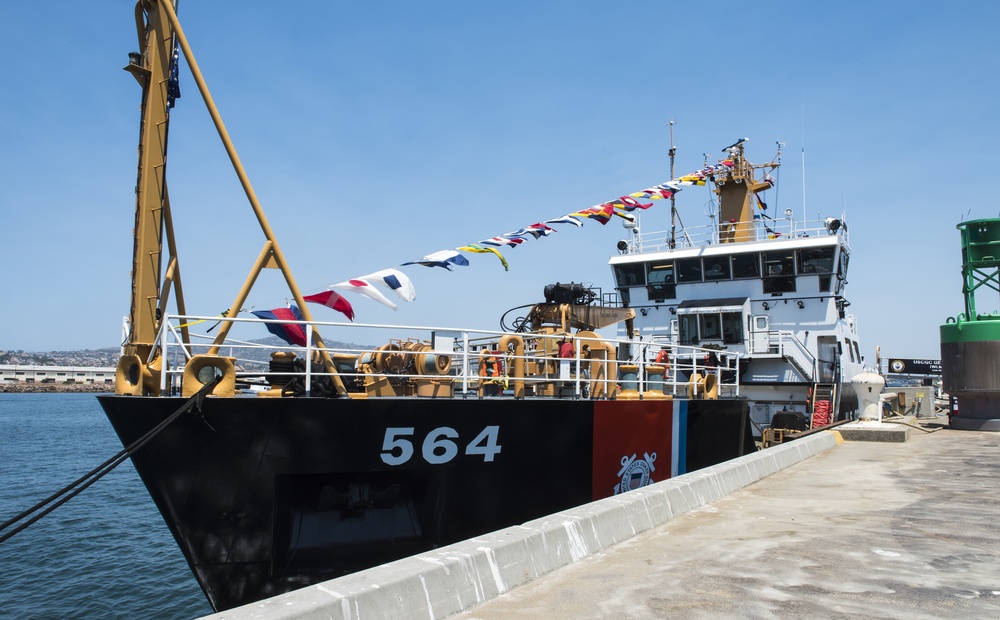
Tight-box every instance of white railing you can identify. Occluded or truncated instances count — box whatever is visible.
[151,313,742,400]
[769,331,817,381]
[626,217,848,254]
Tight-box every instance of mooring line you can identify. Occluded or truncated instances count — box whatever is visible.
[0,377,221,544]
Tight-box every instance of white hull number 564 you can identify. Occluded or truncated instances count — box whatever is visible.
[380,426,502,466]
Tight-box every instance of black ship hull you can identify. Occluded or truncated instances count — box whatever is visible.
[99,394,751,611]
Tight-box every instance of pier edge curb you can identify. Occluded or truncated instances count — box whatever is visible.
[204,431,840,620]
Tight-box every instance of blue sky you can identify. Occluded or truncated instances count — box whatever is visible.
[1,1,997,362]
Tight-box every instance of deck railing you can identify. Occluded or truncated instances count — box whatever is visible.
[624,217,848,254]
[151,313,742,400]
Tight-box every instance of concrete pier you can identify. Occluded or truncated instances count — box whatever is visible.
[454,424,1000,619]
[201,423,1000,620]
[201,433,838,620]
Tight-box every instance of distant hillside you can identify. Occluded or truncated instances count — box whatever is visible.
[212,336,373,365]
[0,337,372,368]
[0,348,120,367]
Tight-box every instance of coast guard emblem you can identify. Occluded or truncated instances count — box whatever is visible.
[614,452,656,495]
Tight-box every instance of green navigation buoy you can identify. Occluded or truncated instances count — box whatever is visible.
[940,218,1000,430]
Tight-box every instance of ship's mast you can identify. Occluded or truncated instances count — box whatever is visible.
[124,0,177,361]
[118,0,347,396]
[712,140,779,244]
[668,120,676,249]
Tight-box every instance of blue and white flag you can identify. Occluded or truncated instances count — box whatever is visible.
[358,268,416,302]
[402,250,471,270]
[545,215,583,228]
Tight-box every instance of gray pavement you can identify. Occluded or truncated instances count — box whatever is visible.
[452,425,1000,619]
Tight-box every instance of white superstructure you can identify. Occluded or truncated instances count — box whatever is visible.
[608,142,864,436]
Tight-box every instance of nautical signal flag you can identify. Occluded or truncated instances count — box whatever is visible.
[357,268,416,302]
[303,290,355,321]
[545,215,583,227]
[402,250,471,270]
[613,196,652,212]
[570,203,615,225]
[331,279,398,310]
[302,144,780,324]
[506,223,556,240]
[251,306,308,346]
[479,236,524,248]
[457,244,510,271]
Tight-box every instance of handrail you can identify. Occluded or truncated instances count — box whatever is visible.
[626,217,848,254]
[154,312,743,400]
[769,331,817,381]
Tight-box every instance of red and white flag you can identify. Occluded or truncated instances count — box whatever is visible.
[303,290,355,321]
[331,278,397,310]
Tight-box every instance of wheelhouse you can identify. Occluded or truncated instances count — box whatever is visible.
[610,237,847,311]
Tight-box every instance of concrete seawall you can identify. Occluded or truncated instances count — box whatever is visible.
[204,432,841,620]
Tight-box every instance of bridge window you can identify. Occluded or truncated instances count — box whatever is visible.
[836,249,850,294]
[731,253,760,279]
[798,247,838,292]
[613,263,646,287]
[839,249,850,278]
[646,261,676,300]
[797,247,835,274]
[676,257,703,282]
[762,250,796,293]
[703,257,731,280]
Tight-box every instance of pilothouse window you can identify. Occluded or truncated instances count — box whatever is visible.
[762,250,796,293]
[676,258,703,282]
[836,249,850,294]
[731,253,760,279]
[704,257,731,280]
[645,261,676,300]
[614,263,646,287]
[797,247,835,274]
[798,247,836,292]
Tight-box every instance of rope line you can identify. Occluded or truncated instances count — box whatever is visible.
[0,376,222,544]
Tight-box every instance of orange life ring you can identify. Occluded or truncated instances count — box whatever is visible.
[478,351,503,378]
[654,349,670,367]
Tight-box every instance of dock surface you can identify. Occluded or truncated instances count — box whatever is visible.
[452,424,1000,619]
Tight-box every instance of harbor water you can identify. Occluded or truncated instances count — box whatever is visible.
[0,393,212,619]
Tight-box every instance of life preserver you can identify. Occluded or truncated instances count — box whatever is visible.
[478,351,495,378]
[478,350,504,396]
[654,349,670,367]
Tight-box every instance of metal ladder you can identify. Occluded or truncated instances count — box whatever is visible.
[810,383,837,428]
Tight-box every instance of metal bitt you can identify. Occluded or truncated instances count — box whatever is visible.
[940,218,1000,431]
